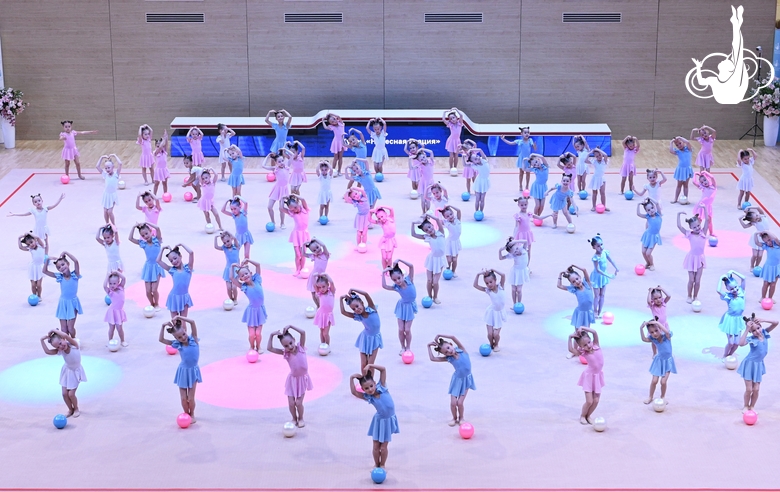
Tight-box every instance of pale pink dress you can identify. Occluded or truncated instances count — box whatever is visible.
[314,291,335,329]
[289,155,307,187]
[104,287,127,325]
[137,137,154,168]
[154,150,170,182]
[620,148,639,177]
[695,137,715,169]
[306,253,329,292]
[188,136,205,166]
[378,219,397,252]
[683,231,707,272]
[284,345,313,398]
[288,209,310,247]
[649,301,669,329]
[445,120,463,153]
[269,167,291,200]
[198,181,216,212]
[513,212,535,243]
[328,121,347,154]
[577,345,604,393]
[60,131,80,160]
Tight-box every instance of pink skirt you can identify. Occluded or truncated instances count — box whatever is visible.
[683,253,706,272]
[284,373,313,398]
[314,308,335,329]
[619,162,635,178]
[61,146,79,160]
[515,230,534,244]
[445,135,461,153]
[354,213,369,232]
[378,235,397,252]
[139,152,154,169]
[289,229,310,247]
[104,307,127,324]
[462,166,477,179]
[407,167,421,182]
[695,152,714,169]
[330,138,347,154]
[154,165,170,182]
[578,370,604,393]
[197,195,214,212]
[306,270,326,291]
[192,151,205,167]
[269,184,290,201]
[290,171,307,186]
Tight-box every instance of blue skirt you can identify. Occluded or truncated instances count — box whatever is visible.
[549,193,568,212]
[227,172,245,188]
[166,293,193,312]
[368,414,399,443]
[590,271,610,289]
[141,262,166,283]
[235,230,254,246]
[761,264,780,282]
[673,165,693,181]
[530,181,547,200]
[174,364,202,389]
[570,308,595,328]
[242,304,267,327]
[448,373,476,397]
[56,296,83,320]
[738,359,766,383]
[355,331,383,355]
[394,300,417,321]
[223,264,236,282]
[641,231,662,249]
[719,313,744,336]
[649,355,677,377]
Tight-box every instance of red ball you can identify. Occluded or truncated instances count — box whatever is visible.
[266,172,276,182]
[60,175,70,184]
[184,192,193,202]
[459,422,474,439]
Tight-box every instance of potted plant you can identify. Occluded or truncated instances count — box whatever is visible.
[750,76,780,147]
[0,87,30,149]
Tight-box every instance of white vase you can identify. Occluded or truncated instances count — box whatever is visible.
[0,118,15,149]
[764,115,779,147]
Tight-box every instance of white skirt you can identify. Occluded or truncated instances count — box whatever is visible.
[102,191,118,209]
[445,237,462,257]
[484,306,507,328]
[511,266,530,286]
[425,254,447,273]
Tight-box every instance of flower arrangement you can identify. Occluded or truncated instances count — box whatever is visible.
[0,88,30,126]
[751,76,780,117]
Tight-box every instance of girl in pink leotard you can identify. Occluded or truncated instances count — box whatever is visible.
[313,273,336,344]
[647,286,671,357]
[59,121,97,179]
[620,136,640,194]
[198,168,223,231]
[567,326,604,425]
[370,206,397,269]
[282,196,310,277]
[262,151,291,229]
[557,153,578,193]
[693,171,717,236]
[287,141,307,195]
[442,108,464,170]
[323,113,346,176]
[512,196,548,268]
[137,125,155,185]
[135,191,162,236]
[267,326,313,428]
[690,125,716,171]
[186,126,205,168]
[677,212,710,304]
[153,130,170,195]
[304,239,331,307]
[458,139,478,194]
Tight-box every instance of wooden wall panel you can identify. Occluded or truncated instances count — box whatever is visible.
[0,0,116,140]
[109,0,250,139]
[246,0,385,116]
[383,1,521,124]
[519,0,659,138]
[653,0,775,139]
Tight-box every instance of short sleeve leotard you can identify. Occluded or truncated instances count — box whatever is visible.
[737,329,770,383]
[172,336,202,389]
[447,348,476,397]
[567,282,595,328]
[362,382,399,443]
[165,265,194,313]
[241,273,268,327]
[392,276,418,321]
[354,306,383,355]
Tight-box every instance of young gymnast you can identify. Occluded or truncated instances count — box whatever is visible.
[443,108,464,169]
[128,222,164,310]
[647,286,672,357]
[471,150,491,215]
[677,212,710,303]
[426,183,449,218]
[501,127,537,190]
[263,151,290,229]
[557,152,577,192]
[40,329,86,417]
[43,252,82,337]
[323,113,346,176]
[340,289,383,368]
[313,273,336,345]
[135,191,161,231]
[231,259,267,352]
[370,207,396,269]
[157,244,194,318]
[181,155,202,203]
[96,154,122,225]
[441,205,462,276]
[344,129,368,189]
[620,136,640,194]
[159,316,201,423]
[411,214,447,304]
[281,195,310,277]
[718,271,746,359]
[267,325,312,428]
[287,141,307,195]
[589,148,609,212]
[216,123,236,181]
[755,232,780,302]
[367,117,388,174]
[690,125,716,171]
[736,148,756,209]
[737,314,778,412]
[349,364,398,469]
[59,120,97,179]
[226,145,246,197]
[637,198,662,270]
[458,139,478,194]
[8,192,65,254]
[499,238,529,305]
[546,173,574,229]
[670,136,693,204]
[304,238,330,306]
[415,149,437,212]
[153,130,170,195]
[382,259,417,355]
[573,135,591,192]
[473,269,507,351]
[316,160,333,219]
[186,126,205,169]
[137,125,155,185]
[568,326,604,425]
[103,271,127,347]
[528,154,550,216]
[427,334,475,426]
[589,235,619,318]
[198,168,223,230]
[266,109,292,153]
[740,207,769,270]
[632,169,667,213]
[557,265,595,329]
[640,319,676,404]
[345,187,370,249]
[221,197,253,259]
[692,171,717,236]
[18,233,46,299]
[215,231,240,305]
[405,139,422,193]
[347,158,382,208]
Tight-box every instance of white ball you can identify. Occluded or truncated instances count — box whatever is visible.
[299,268,310,279]
[318,343,330,356]
[566,223,576,234]
[691,300,702,313]
[652,398,666,412]
[107,339,120,352]
[223,299,234,311]
[205,223,215,234]
[117,180,126,190]
[143,306,155,318]
[449,167,458,177]
[679,195,688,205]
[357,243,367,253]
[410,190,419,200]
[593,417,607,432]
[283,421,297,438]
[305,306,316,319]
[725,355,738,370]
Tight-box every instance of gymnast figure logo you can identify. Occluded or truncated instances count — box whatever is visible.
[685,5,774,104]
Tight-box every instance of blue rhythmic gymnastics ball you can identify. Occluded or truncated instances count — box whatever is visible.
[461,192,471,202]
[568,205,577,215]
[442,269,453,280]
[479,344,492,357]
[624,190,634,200]
[371,467,386,484]
[319,215,329,225]
[374,172,384,182]
[421,296,433,308]
[265,222,275,232]
[578,190,588,200]
[742,202,752,210]
[53,414,67,429]
[105,295,112,306]
[28,294,40,306]
[753,266,763,277]
[513,302,525,314]
[474,211,484,221]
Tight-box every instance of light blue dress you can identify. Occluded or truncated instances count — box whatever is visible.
[356,170,381,205]
[530,165,549,199]
[172,335,202,388]
[641,214,663,248]
[165,265,194,312]
[549,184,572,211]
[227,156,245,187]
[241,273,267,326]
[270,122,289,153]
[567,282,595,327]
[737,330,770,382]
[55,271,83,320]
[447,348,476,397]
[363,382,399,443]
[516,139,534,169]
[350,141,368,161]
[232,210,254,246]
[590,251,611,289]
[354,306,383,355]
[140,238,166,282]
[392,276,417,321]
[761,243,780,282]
[649,332,677,376]
[222,245,240,282]
[673,148,693,181]
[719,292,745,336]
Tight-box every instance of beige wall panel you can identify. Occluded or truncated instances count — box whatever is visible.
[109,0,250,138]
[383,1,520,123]
[0,0,116,140]
[247,0,384,116]
[519,0,659,138]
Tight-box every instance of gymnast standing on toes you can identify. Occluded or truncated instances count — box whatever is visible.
[41,329,86,418]
[718,271,746,359]
[737,314,778,412]
[8,192,65,255]
[231,260,267,353]
[157,244,194,319]
[589,235,619,319]
[557,265,595,330]
[443,108,464,170]
[215,231,240,305]
[19,233,46,300]
[60,120,97,179]
[528,154,550,216]
[474,269,508,351]
[349,364,398,470]
[755,232,780,303]
[159,316,201,424]
[568,326,604,425]
[640,319,676,404]
[382,259,417,355]
[428,335,475,426]
[677,212,709,303]
[341,289,383,368]
[267,326,312,428]
[129,222,164,311]
[44,251,83,338]
[637,198,662,271]
[411,214,447,304]
[740,207,768,270]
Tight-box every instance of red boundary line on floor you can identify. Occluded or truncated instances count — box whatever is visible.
[4,488,779,492]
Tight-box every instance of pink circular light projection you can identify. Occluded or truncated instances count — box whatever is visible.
[197,354,343,410]
[672,230,751,258]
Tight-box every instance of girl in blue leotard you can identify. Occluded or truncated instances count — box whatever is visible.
[427,334,475,427]
[340,289,382,368]
[556,265,595,329]
[528,153,550,216]
[737,314,778,412]
[717,270,746,359]
[43,251,82,337]
[221,197,253,260]
[349,364,398,470]
[157,243,194,318]
[231,259,267,353]
[637,198,662,270]
[589,235,619,318]
[128,222,164,311]
[640,318,676,404]
[381,259,417,355]
[159,316,201,423]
